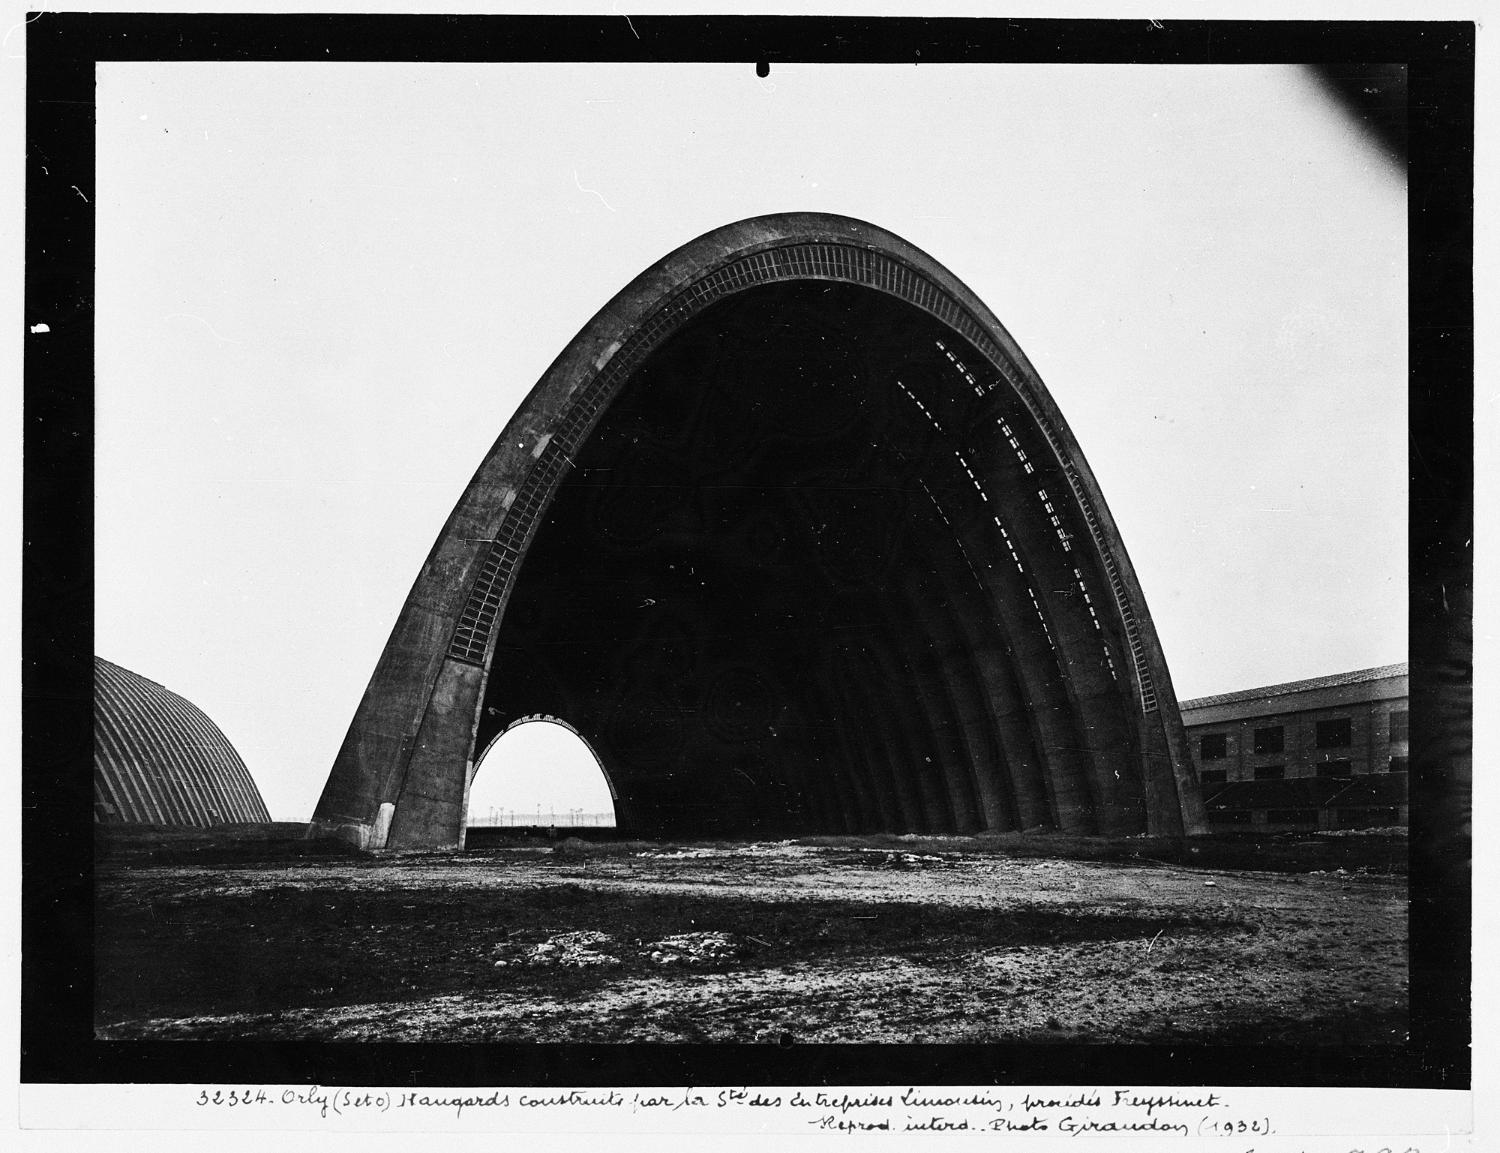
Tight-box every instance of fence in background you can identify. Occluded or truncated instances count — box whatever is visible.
[467,808,616,828]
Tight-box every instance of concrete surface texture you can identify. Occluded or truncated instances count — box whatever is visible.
[309,213,1206,849]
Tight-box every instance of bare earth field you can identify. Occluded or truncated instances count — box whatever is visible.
[94,832,1407,1044]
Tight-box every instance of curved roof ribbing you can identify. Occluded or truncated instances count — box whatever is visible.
[94,657,271,825]
[311,213,1206,849]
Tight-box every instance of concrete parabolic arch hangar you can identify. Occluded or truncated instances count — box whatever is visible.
[311,214,1207,850]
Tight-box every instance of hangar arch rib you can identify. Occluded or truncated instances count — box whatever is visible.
[310,213,1206,849]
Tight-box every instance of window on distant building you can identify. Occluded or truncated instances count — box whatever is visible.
[1316,760,1353,779]
[1388,756,1409,774]
[1200,734,1228,760]
[1253,725,1284,755]
[1254,765,1285,780]
[1315,718,1352,748]
[1200,768,1228,785]
[1390,710,1409,743]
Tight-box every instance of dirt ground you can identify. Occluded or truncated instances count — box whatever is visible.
[94,833,1408,1044]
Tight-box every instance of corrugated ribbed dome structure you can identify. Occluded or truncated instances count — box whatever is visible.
[94,657,271,825]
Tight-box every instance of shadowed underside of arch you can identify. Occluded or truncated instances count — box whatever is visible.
[310,213,1206,850]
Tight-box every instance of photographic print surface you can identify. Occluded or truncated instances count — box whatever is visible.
[87,57,1413,1047]
[21,12,1470,1099]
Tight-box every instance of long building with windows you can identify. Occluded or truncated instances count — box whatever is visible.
[94,656,272,826]
[1179,663,1408,832]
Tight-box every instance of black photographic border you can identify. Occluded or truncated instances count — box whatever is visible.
[22,13,1473,1090]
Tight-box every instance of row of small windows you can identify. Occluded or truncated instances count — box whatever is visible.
[935,338,987,398]
[1035,487,1073,553]
[897,374,1058,658]
[895,379,943,434]
[998,419,1035,475]
[908,345,1122,692]
[1198,711,1409,760]
[1198,755,1408,785]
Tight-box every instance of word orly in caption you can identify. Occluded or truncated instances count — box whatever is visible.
[197,1088,397,1118]
[198,1088,632,1119]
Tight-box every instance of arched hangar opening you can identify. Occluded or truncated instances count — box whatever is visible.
[466,716,618,829]
[310,213,1207,849]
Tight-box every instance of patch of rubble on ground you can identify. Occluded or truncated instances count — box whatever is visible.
[492,929,749,969]
[738,841,821,858]
[633,842,818,860]
[856,848,951,868]
[1315,827,1407,838]
[493,930,622,969]
[643,931,744,966]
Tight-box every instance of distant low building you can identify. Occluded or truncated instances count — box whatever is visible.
[94,656,272,826]
[1179,663,1408,832]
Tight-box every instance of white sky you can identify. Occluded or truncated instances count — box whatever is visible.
[94,62,1407,821]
